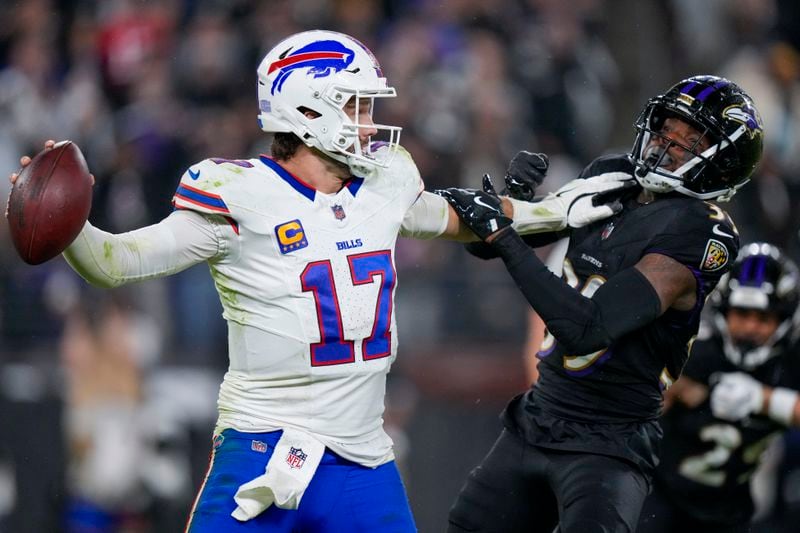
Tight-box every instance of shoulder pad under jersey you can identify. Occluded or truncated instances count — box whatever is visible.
[646,199,740,278]
[172,158,257,217]
[369,143,424,197]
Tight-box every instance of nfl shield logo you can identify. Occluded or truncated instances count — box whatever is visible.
[286,447,308,469]
[331,204,346,220]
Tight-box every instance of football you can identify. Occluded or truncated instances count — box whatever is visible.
[6,141,93,265]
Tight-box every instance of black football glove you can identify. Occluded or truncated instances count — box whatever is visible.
[504,151,548,201]
[436,174,512,241]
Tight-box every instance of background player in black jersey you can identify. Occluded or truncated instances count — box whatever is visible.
[637,243,800,533]
[436,75,764,532]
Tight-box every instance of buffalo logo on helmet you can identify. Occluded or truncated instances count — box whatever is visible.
[268,40,355,95]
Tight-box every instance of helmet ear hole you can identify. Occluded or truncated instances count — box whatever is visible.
[297,106,321,119]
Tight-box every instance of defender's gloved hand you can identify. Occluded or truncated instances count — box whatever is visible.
[504,151,548,201]
[710,372,764,421]
[436,175,511,241]
[553,174,636,228]
[506,173,636,234]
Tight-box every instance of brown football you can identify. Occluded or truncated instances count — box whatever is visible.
[7,141,93,265]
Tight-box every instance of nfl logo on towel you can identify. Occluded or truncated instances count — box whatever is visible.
[286,447,307,469]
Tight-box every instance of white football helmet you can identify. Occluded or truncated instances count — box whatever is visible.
[257,30,401,176]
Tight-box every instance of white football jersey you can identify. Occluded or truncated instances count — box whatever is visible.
[171,146,424,467]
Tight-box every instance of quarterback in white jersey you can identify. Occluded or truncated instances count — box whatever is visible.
[170,144,430,468]
[10,30,629,532]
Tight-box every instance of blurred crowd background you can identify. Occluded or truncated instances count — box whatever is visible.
[1,0,799,531]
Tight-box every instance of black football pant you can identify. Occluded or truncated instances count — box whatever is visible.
[447,428,650,533]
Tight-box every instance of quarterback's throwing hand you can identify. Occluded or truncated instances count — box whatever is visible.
[436,175,512,241]
[553,174,638,228]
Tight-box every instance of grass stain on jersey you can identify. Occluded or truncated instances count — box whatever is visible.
[217,283,239,305]
[532,206,558,216]
[100,240,127,280]
[221,164,244,174]
[213,268,247,323]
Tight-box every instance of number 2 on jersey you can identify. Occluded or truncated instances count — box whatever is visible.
[679,423,776,487]
[301,250,395,366]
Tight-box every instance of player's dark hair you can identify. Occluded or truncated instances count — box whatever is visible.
[271,132,303,161]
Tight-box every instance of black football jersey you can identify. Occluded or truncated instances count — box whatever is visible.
[506,154,740,471]
[653,332,800,524]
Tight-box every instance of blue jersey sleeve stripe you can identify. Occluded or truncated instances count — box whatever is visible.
[175,185,230,211]
[174,193,230,213]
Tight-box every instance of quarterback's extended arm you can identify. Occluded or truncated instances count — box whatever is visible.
[401,150,629,241]
[401,176,632,242]
[63,210,222,288]
[399,191,557,241]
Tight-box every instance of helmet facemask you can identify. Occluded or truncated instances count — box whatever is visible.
[631,107,746,201]
[715,308,792,370]
[319,84,402,175]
